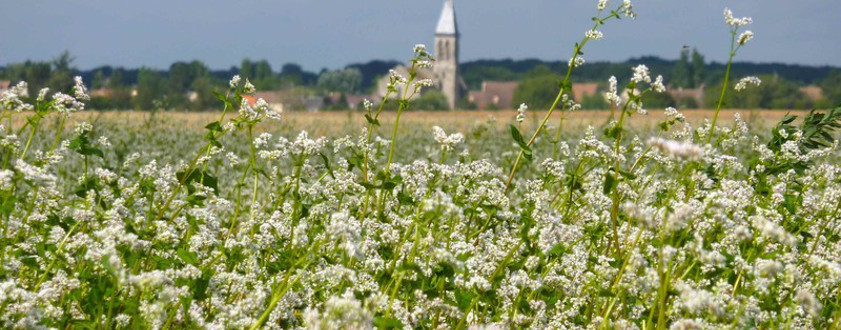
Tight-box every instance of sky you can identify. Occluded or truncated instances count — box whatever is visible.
[2,0,840,72]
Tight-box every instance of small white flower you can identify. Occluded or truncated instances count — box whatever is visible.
[652,75,666,93]
[569,55,585,68]
[432,126,464,151]
[738,30,754,45]
[243,79,256,94]
[229,75,241,88]
[622,0,636,19]
[585,30,604,40]
[597,0,609,11]
[98,136,111,148]
[37,88,50,102]
[735,76,761,92]
[631,65,651,84]
[73,76,90,101]
[724,8,752,27]
[516,103,527,123]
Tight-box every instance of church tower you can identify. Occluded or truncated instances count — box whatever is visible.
[434,0,459,109]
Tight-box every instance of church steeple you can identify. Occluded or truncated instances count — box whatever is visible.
[436,0,458,36]
[434,0,460,109]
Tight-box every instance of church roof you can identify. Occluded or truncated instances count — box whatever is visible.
[435,0,458,35]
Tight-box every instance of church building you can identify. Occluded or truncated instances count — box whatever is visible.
[376,0,466,109]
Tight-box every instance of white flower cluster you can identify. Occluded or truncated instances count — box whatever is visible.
[735,76,762,92]
[724,8,752,27]
[585,29,604,40]
[648,137,705,160]
[432,126,464,151]
[516,103,527,123]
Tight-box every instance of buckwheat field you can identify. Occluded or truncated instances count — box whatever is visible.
[2,2,841,329]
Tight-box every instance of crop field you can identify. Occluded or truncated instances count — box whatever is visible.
[2,3,841,330]
[73,108,798,134]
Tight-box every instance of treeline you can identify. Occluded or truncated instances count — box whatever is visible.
[2,49,839,111]
[463,51,836,90]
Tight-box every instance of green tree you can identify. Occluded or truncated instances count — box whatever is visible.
[671,48,691,88]
[109,68,126,88]
[690,48,706,88]
[91,70,106,89]
[190,75,219,110]
[413,90,450,110]
[642,91,676,109]
[134,68,167,110]
[317,68,363,94]
[239,59,254,80]
[47,51,75,92]
[819,70,841,105]
[705,74,808,109]
[581,92,608,110]
[168,62,193,93]
[512,65,560,110]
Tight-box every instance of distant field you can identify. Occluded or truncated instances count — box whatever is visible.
[73,108,805,135]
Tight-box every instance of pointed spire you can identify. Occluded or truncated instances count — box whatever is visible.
[436,0,458,35]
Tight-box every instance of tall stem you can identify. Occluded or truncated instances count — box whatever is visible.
[505,14,616,190]
[707,32,737,144]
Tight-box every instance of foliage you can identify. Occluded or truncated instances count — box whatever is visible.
[512,66,561,110]
[317,68,363,94]
[1,3,841,329]
[820,70,841,105]
[706,74,810,109]
[412,89,450,110]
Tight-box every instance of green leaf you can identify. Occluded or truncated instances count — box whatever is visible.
[617,169,637,180]
[364,114,380,126]
[509,124,527,149]
[397,191,416,206]
[603,171,618,195]
[177,248,199,266]
[373,316,403,329]
[213,91,227,103]
[205,121,222,132]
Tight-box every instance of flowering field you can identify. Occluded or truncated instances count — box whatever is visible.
[2,2,841,330]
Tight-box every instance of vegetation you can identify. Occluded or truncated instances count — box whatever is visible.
[0,3,840,328]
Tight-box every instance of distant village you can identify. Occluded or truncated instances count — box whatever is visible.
[1,0,837,112]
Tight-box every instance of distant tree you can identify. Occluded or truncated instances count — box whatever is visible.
[671,48,691,88]
[676,97,699,109]
[642,91,676,109]
[317,68,363,94]
[168,62,193,93]
[281,63,304,76]
[705,74,808,109]
[346,60,403,92]
[412,90,450,110]
[134,68,167,110]
[108,68,124,88]
[47,51,76,92]
[512,65,560,110]
[690,48,706,87]
[4,61,52,95]
[253,60,273,81]
[190,75,219,111]
[819,70,841,105]
[581,92,608,110]
[240,59,254,80]
[91,70,106,89]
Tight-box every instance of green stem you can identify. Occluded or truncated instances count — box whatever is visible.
[707,32,737,144]
[505,13,617,190]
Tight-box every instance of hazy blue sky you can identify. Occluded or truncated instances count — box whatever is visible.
[2,1,839,71]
